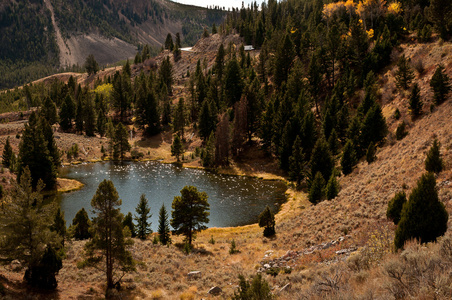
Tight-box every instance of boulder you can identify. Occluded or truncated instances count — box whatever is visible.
[208,286,222,295]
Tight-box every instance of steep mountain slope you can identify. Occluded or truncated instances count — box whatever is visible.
[0,0,226,89]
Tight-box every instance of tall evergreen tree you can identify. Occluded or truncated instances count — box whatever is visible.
[51,208,66,247]
[310,136,334,184]
[289,135,305,186]
[325,173,340,200]
[274,34,295,88]
[198,100,216,142]
[72,208,91,240]
[173,98,186,138]
[59,95,75,131]
[395,54,415,90]
[84,96,96,136]
[159,57,173,95]
[158,204,171,245]
[2,136,13,169]
[18,112,57,189]
[42,97,58,125]
[341,140,356,176]
[171,134,184,162]
[430,65,451,105]
[75,95,84,133]
[224,58,244,106]
[85,180,135,289]
[394,173,448,249]
[171,186,210,246]
[136,90,161,136]
[258,205,275,237]
[134,194,152,240]
[215,113,230,166]
[409,83,423,117]
[113,123,130,160]
[309,172,326,204]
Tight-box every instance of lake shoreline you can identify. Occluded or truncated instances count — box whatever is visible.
[57,160,298,232]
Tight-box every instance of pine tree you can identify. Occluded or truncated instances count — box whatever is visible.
[171,186,210,246]
[426,0,452,40]
[113,123,130,160]
[59,95,75,131]
[122,212,136,238]
[215,113,230,166]
[341,140,356,176]
[51,208,66,247]
[18,112,57,189]
[84,96,96,136]
[164,33,174,50]
[425,138,444,173]
[310,136,334,184]
[75,95,84,133]
[158,204,171,245]
[2,136,13,169]
[159,57,173,95]
[215,44,225,81]
[224,58,243,106]
[0,167,59,288]
[134,194,152,240]
[258,205,276,237]
[360,103,388,151]
[395,54,415,90]
[173,98,186,138]
[394,173,448,249]
[366,142,377,164]
[85,180,135,289]
[85,54,99,76]
[136,90,161,136]
[202,131,215,168]
[386,191,407,225]
[198,100,216,142]
[289,135,305,186]
[430,65,451,105]
[42,97,58,125]
[274,34,295,88]
[309,172,326,204]
[326,173,340,200]
[72,208,91,240]
[171,134,184,162]
[409,83,423,117]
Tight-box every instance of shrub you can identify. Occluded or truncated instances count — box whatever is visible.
[229,239,239,254]
[232,274,273,300]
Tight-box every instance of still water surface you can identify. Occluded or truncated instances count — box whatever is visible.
[59,161,287,230]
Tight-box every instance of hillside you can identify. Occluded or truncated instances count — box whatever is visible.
[0,0,452,298]
[0,0,226,89]
[0,36,451,299]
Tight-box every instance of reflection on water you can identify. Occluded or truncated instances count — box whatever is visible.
[58,161,287,230]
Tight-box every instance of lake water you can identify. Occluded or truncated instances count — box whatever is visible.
[59,161,287,230]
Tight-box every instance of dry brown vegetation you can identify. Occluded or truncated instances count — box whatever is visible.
[0,38,452,299]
